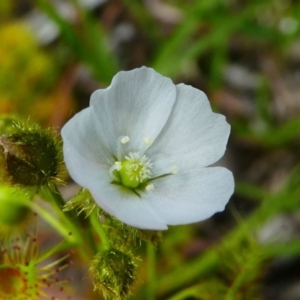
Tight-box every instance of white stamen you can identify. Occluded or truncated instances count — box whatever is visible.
[109,161,122,181]
[171,165,178,174]
[115,161,122,171]
[144,137,153,146]
[146,184,154,191]
[121,136,130,144]
[111,138,155,187]
[117,135,130,160]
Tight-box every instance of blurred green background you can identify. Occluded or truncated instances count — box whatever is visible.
[1,0,300,299]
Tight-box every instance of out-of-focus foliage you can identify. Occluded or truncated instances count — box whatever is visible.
[0,22,58,123]
[0,0,12,19]
[152,0,299,78]
[0,0,300,299]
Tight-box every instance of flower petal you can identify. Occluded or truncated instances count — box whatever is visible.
[90,67,176,155]
[63,129,168,230]
[146,167,234,225]
[147,84,231,176]
[89,184,168,230]
[63,142,109,190]
[61,107,114,167]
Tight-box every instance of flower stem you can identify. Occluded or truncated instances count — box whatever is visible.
[49,185,66,207]
[48,185,84,227]
[146,242,157,300]
[27,201,75,243]
[39,186,91,261]
[90,212,110,250]
[42,188,81,240]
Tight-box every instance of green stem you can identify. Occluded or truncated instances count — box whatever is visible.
[48,186,84,227]
[28,201,76,243]
[225,249,261,300]
[50,185,66,207]
[146,242,156,300]
[167,285,201,300]
[39,186,91,261]
[90,211,110,250]
[44,190,81,241]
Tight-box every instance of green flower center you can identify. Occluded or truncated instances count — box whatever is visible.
[109,136,154,190]
[118,153,153,188]
[109,136,177,191]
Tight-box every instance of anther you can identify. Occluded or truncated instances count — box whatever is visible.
[114,161,122,171]
[121,136,130,144]
[146,184,154,191]
[171,165,178,174]
[144,137,153,146]
[117,135,130,160]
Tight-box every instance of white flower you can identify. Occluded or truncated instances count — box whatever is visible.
[61,67,234,230]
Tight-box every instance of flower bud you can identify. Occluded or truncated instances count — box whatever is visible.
[90,248,136,300]
[0,121,63,189]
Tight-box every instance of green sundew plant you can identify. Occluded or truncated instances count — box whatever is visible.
[0,64,234,299]
[0,225,71,300]
[1,0,300,299]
